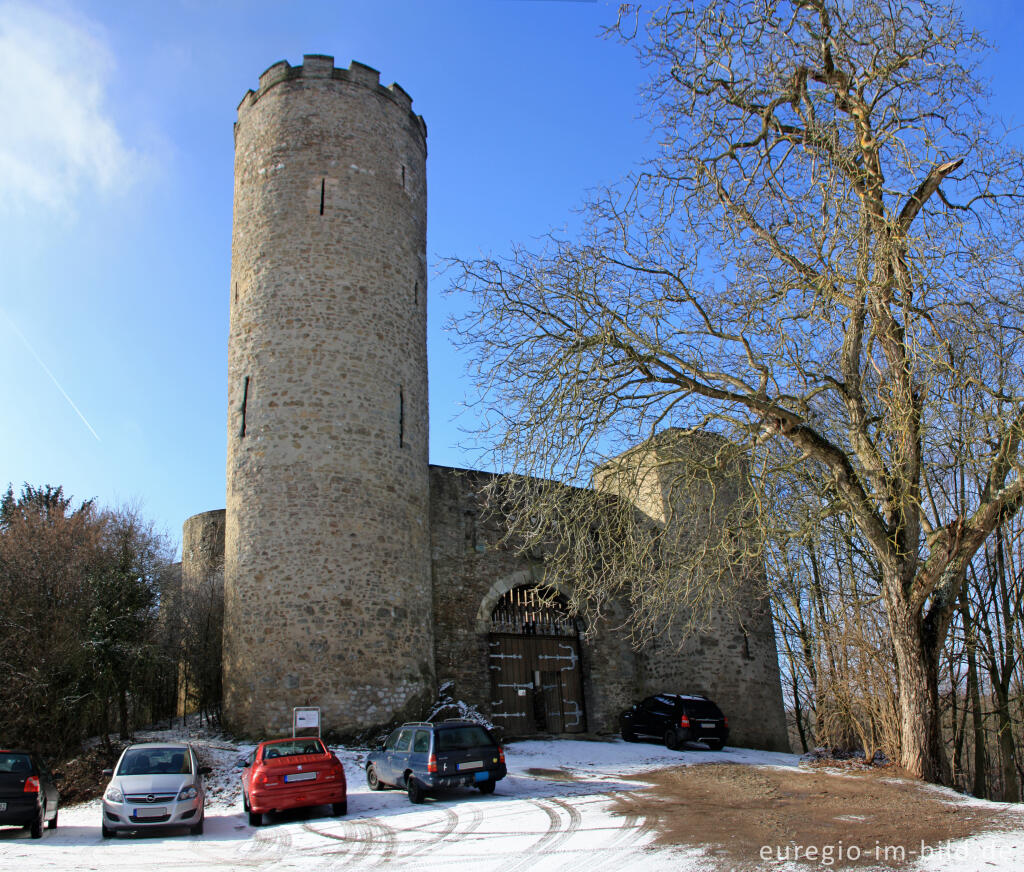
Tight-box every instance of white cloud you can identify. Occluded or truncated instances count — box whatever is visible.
[0,1,140,211]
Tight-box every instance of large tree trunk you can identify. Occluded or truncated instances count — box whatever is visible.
[885,577,950,784]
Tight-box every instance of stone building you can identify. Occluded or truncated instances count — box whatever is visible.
[182,55,789,751]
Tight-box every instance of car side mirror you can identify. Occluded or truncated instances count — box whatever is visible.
[235,757,249,768]
[200,766,213,775]
[102,768,113,777]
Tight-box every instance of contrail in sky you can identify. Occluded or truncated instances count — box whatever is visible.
[1,308,101,442]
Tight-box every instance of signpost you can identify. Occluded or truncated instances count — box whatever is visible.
[292,707,321,738]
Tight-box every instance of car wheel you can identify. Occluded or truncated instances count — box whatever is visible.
[190,816,204,835]
[101,823,114,839]
[621,727,638,742]
[242,791,250,812]
[477,780,496,794]
[47,810,58,830]
[664,729,681,751]
[248,810,263,827]
[331,801,347,816]
[406,775,425,804]
[366,764,383,791]
[30,806,44,839]
[705,740,723,751]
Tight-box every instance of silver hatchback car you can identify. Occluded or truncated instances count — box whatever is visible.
[101,743,210,837]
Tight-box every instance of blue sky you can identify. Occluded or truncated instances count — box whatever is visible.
[1,0,1021,554]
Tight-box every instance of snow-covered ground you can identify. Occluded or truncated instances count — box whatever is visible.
[0,725,1020,871]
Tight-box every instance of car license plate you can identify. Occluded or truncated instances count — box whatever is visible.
[0,802,6,811]
[457,761,483,771]
[285,771,317,782]
[133,806,166,819]
[701,722,715,729]
[474,771,489,782]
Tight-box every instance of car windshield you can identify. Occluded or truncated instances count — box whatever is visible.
[262,740,325,760]
[0,753,32,774]
[117,747,192,776]
[435,726,495,751]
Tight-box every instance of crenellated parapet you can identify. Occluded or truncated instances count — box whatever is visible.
[236,54,426,141]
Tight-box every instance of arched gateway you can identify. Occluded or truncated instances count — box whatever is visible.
[487,586,585,734]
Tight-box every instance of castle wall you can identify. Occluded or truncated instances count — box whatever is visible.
[596,431,791,751]
[182,509,225,591]
[638,590,789,750]
[223,56,433,737]
[201,53,789,749]
[428,465,641,735]
[179,510,226,716]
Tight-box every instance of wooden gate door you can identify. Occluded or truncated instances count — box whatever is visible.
[488,633,585,734]
[540,670,564,733]
[534,636,585,733]
[487,634,532,733]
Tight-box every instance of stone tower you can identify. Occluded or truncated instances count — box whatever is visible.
[223,55,433,736]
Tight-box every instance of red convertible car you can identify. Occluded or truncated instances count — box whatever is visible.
[239,738,346,826]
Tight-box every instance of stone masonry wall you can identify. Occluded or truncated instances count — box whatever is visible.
[596,430,791,751]
[223,56,434,737]
[429,465,643,736]
[182,509,225,591]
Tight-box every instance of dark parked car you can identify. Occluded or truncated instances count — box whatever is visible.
[0,750,60,838]
[366,720,506,803]
[620,694,729,750]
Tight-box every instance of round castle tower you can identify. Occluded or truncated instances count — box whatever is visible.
[223,55,433,736]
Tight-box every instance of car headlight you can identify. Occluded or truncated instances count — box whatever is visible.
[177,785,199,801]
[104,786,124,803]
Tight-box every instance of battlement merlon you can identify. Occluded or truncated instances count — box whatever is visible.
[235,55,427,141]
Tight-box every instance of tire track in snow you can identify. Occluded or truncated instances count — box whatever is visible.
[495,798,567,872]
[361,817,398,866]
[231,826,292,865]
[303,815,398,868]
[402,806,460,858]
[549,797,582,838]
[580,791,651,872]
[302,817,382,868]
[457,804,484,838]
[301,821,357,869]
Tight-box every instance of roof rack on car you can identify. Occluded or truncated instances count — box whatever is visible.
[442,718,472,723]
[401,722,434,727]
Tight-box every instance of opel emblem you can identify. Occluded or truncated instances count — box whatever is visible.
[297,765,303,771]
[147,794,155,803]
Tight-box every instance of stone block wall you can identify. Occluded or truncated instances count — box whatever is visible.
[223,56,434,738]
[429,467,644,736]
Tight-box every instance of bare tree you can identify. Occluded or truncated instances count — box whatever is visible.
[449,0,1024,783]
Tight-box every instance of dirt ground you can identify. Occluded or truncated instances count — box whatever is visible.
[612,763,1010,870]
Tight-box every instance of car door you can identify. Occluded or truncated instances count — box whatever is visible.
[648,696,676,734]
[386,729,415,786]
[636,697,659,735]
[410,729,431,778]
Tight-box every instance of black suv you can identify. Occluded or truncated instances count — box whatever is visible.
[365,720,507,803]
[620,694,729,750]
[0,750,60,838]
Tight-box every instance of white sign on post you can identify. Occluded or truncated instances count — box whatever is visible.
[292,707,321,737]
